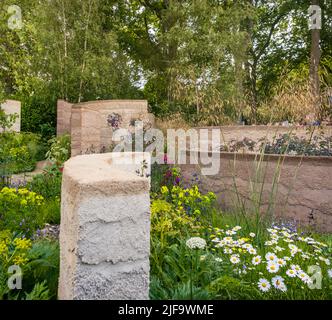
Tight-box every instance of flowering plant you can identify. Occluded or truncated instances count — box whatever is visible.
[0,230,32,269]
[210,224,332,298]
[159,184,216,217]
[0,187,45,237]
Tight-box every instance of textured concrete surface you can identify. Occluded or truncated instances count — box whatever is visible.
[180,152,332,232]
[58,152,151,300]
[0,100,21,132]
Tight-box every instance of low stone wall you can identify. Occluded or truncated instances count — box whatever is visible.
[180,152,332,232]
[58,152,151,300]
[0,100,21,132]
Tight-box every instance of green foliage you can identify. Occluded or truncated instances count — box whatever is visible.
[0,132,46,185]
[24,240,59,299]
[24,281,50,300]
[0,108,18,132]
[46,134,71,166]
[0,231,58,300]
[0,187,45,237]
[28,166,62,200]
[40,198,60,225]
[208,276,255,300]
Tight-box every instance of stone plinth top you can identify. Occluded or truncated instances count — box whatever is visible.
[64,152,151,195]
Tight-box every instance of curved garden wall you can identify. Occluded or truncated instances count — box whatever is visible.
[180,152,332,232]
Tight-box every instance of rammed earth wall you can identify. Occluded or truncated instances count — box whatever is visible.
[56,99,155,156]
[58,152,151,300]
[180,152,332,233]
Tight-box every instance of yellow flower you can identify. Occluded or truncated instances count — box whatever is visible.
[13,238,32,250]
[17,188,29,195]
[12,254,29,266]
[161,186,169,194]
[0,241,8,255]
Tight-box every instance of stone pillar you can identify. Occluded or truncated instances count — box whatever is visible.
[0,100,21,132]
[58,152,151,300]
[57,100,73,136]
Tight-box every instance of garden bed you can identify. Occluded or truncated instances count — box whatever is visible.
[180,151,332,233]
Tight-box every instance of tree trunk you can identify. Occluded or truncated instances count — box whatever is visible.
[309,0,321,120]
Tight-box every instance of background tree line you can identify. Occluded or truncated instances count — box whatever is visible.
[0,0,331,138]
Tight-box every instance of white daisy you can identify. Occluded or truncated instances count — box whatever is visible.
[288,244,298,251]
[291,264,301,273]
[275,246,285,252]
[319,257,330,266]
[301,254,310,260]
[224,248,233,254]
[327,269,332,278]
[248,248,257,255]
[286,269,297,277]
[252,256,262,265]
[230,255,240,264]
[267,261,280,273]
[265,252,278,262]
[226,230,236,236]
[249,233,255,238]
[272,276,285,289]
[258,278,271,292]
[233,226,242,231]
[276,258,286,267]
[298,272,312,284]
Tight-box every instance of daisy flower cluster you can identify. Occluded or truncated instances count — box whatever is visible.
[210,224,331,295]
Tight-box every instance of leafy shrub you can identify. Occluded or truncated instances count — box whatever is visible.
[46,134,71,166]
[0,231,58,300]
[0,132,46,186]
[28,165,62,200]
[40,198,61,225]
[0,187,45,237]
[24,239,59,299]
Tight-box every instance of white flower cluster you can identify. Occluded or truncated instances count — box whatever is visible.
[186,237,207,250]
[209,224,331,295]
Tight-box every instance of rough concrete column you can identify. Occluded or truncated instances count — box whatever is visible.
[0,100,21,132]
[58,152,151,300]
